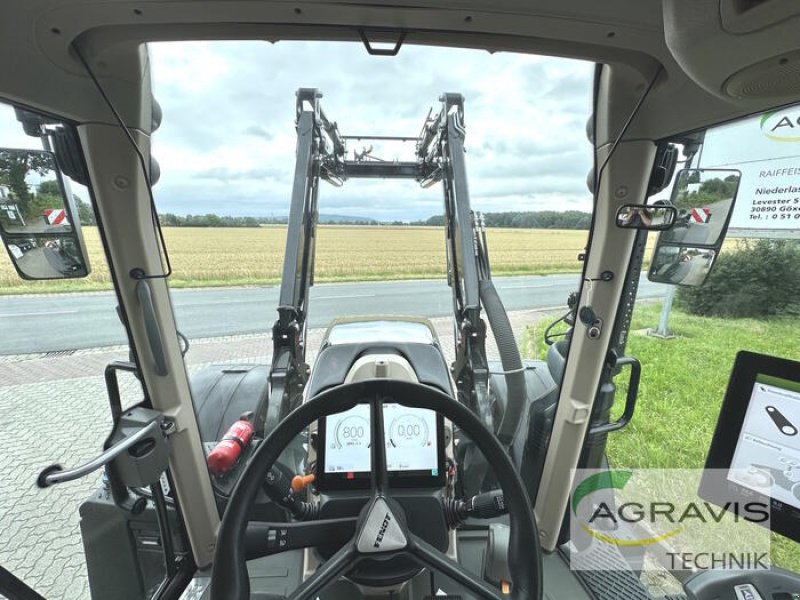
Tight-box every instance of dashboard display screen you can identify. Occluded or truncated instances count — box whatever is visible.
[728,374,800,509]
[700,351,800,544]
[318,403,444,489]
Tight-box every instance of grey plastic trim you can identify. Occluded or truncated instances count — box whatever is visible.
[137,279,168,376]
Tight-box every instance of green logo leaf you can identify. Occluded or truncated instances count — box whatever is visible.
[571,470,632,516]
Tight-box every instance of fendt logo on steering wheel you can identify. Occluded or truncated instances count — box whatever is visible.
[374,513,393,548]
[358,498,408,553]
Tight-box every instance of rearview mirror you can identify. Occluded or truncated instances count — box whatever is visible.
[648,168,741,286]
[648,245,717,286]
[0,148,90,279]
[615,204,677,231]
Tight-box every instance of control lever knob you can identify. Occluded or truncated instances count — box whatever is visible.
[264,467,319,521]
[467,489,507,519]
[445,489,507,528]
[291,474,316,493]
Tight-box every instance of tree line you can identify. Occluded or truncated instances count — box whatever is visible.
[158,213,265,227]
[0,150,55,221]
[413,210,592,229]
[673,174,740,210]
[157,214,385,227]
[74,203,592,230]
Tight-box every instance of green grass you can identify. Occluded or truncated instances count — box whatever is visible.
[523,304,800,571]
[616,305,800,570]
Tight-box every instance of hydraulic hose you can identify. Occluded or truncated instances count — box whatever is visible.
[479,278,527,444]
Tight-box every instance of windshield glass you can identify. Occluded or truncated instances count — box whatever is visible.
[144,39,594,422]
[0,42,595,600]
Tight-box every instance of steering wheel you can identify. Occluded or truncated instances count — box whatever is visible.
[210,379,543,600]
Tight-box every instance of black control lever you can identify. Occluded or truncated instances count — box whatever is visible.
[263,467,319,521]
[245,517,358,560]
[444,489,507,529]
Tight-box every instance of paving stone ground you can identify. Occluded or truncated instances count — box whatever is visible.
[0,309,556,599]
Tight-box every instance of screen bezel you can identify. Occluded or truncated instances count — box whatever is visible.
[699,350,800,544]
[315,402,447,491]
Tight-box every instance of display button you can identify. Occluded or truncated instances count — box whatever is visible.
[734,584,763,600]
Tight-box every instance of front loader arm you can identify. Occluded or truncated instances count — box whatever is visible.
[265,89,496,436]
[262,89,325,434]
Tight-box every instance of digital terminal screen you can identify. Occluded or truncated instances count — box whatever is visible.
[317,403,445,490]
[700,351,800,543]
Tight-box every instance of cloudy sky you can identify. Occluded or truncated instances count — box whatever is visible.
[1,41,595,221]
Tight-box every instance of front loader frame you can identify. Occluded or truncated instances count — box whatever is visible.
[263,88,495,433]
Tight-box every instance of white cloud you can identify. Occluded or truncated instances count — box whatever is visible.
[0,105,49,150]
[0,41,595,220]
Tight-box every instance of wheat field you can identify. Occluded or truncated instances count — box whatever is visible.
[0,225,594,294]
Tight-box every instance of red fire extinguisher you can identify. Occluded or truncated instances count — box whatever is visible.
[207,413,255,475]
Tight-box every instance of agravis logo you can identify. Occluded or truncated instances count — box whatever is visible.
[572,470,681,547]
[571,470,769,548]
[570,469,772,572]
[760,110,800,142]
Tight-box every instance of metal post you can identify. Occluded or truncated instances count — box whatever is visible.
[649,148,697,339]
[650,285,676,338]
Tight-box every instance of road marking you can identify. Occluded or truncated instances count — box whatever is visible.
[0,310,78,317]
[176,298,269,307]
[524,304,571,312]
[496,284,560,290]
[314,294,377,300]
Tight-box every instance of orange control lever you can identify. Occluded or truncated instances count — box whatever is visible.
[291,474,315,493]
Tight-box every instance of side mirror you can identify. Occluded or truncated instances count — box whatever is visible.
[0,148,90,279]
[615,204,677,231]
[648,168,741,286]
[648,246,718,286]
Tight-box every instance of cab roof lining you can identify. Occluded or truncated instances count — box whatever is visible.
[0,0,793,143]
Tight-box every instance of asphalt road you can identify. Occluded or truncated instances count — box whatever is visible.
[0,274,667,355]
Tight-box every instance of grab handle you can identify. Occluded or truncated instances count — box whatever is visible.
[590,356,641,435]
[136,279,168,376]
[37,420,162,487]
